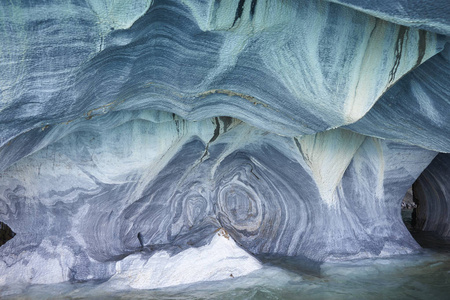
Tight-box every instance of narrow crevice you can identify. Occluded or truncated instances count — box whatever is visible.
[388,26,408,84]
[232,0,246,27]
[0,221,15,247]
[250,0,257,19]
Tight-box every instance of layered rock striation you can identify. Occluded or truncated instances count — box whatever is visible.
[0,0,449,289]
[413,153,450,238]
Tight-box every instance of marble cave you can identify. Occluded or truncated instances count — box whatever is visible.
[0,0,449,298]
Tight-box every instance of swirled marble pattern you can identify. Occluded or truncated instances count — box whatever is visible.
[347,44,450,152]
[328,0,450,35]
[0,0,449,291]
[0,0,444,149]
[0,113,438,285]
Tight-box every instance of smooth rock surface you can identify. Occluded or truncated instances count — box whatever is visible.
[328,0,450,35]
[413,153,450,237]
[347,43,450,152]
[107,229,262,290]
[0,113,438,285]
[0,0,449,291]
[0,0,444,149]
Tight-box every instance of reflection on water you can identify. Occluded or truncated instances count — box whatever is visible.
[403,208,450,253]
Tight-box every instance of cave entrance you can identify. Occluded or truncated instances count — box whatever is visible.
[401,160,450,252]
[0,221,15,247]
[401,183,434,249]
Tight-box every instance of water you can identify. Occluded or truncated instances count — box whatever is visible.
[2,210,449,299]
[1,247,449,300]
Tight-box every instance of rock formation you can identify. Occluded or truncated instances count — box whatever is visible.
[0,0,449,289]
[413,153,450,238]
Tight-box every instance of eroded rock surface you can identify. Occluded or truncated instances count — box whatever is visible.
[413,153,450,238]
[0,0,449,290]
[0,113,438,285]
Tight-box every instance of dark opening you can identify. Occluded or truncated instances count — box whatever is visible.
[401,182,450,252]
[401,187,417,231]
[0,221,15,247]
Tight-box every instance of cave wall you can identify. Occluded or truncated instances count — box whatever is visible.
[0,0,449,289]
[0,112,438,285]
[346,44,450,152]
[0,0,445,147]
[413,153,450,237]
[327,0,450,35]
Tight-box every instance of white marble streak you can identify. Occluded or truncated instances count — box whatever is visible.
[107,229,261,290]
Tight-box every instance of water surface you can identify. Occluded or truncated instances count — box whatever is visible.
[2,248,449,300]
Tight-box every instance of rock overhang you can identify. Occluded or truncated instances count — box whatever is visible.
[0,0,449,290]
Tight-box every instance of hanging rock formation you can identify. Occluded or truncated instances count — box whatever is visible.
[0,0,449,289]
